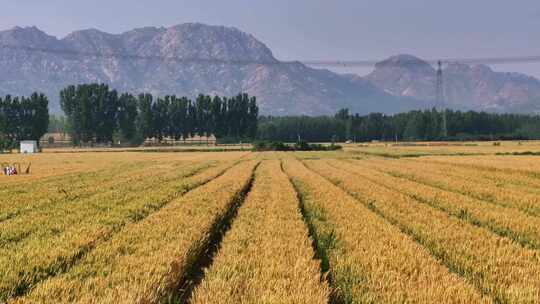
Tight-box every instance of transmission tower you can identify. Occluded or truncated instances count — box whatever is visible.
[436,61,448,138]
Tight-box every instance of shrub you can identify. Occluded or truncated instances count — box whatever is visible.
[252,141,292,151]
[253,140,342,152]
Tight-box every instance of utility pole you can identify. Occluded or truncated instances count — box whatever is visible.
[436,61,448,138]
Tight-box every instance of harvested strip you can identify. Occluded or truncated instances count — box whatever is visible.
[283,158,487,303]
[331,159,540,250]
[191,160,329,304]
[0,160,236,302]
[10,160,258,304]
[306,160,540,303]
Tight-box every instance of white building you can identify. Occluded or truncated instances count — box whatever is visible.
[20,140,39,154]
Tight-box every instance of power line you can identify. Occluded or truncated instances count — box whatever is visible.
[305,56,540,67]
[2,43,540,67]
[0,43,289,66]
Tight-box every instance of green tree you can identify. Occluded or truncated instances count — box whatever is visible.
[93,84,118,143]
[137,93,154,141]
[60,84,118,144]
[118,93,140,144]
[0,93,49,149]
[30,93,50,143]
[211,96,226,139]
[184,100,196,141]
[168,96,189,140]
[194,94,213,139]
[152,97,170,141]
[247,96,259,139]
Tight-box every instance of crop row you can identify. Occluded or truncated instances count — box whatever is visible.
[0,159,240,302]
[0,152,169,187]
[329,159,540,250]
[306,159,540,302]
[0,160,189,223]
[362,157,540,217]
[0,150,248,214]
[0,160,215,251]
[0,151,249,189]
[10,160,259,304]
[0,154,126,187]
[425,155,540,174]
[283,158,486,303]
[191,160,329,303]
[417,158,540,191]
[369,157,540,196]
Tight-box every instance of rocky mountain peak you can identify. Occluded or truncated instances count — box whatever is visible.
[1,23,406,115]
[154,23,277,62]
[374,54,434,73]
[58,23,278,62]
[1,23,539,114]
[365,55,436,99]
[0,26,59,47]
[121,26,165,39]
[63,29,122,53]
[365,55,540,112]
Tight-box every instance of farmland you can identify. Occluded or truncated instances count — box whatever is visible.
[2,143,540,303]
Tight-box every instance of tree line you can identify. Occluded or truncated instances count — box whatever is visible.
[60,84,259,145]
[258,108,540,142]
[3,85,540,150]
[0,93,49,150]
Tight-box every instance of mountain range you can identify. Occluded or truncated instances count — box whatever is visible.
[0,24,539,115]
[363,54,540,113]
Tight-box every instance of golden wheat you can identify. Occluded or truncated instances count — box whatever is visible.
[191,160,329,304]
[10,160,258,304]
[284,158,487,303]
[4,149,540,303]
[306,159,540,303]
[328,159,540,249]
[360,157,540,216]
[367,156,540,194]
[0,158,240,302]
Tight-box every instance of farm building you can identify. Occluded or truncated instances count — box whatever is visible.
[20,140,39,154]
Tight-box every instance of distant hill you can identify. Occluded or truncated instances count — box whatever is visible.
[0,24,414,115]
[363,54,540,113]
[0,25,538,115]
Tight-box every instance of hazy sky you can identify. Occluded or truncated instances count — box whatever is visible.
[2,0,540,76]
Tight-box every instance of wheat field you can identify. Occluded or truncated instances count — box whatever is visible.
[2,145,540,303]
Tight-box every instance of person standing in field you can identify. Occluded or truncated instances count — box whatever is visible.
[3,166,17,176]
